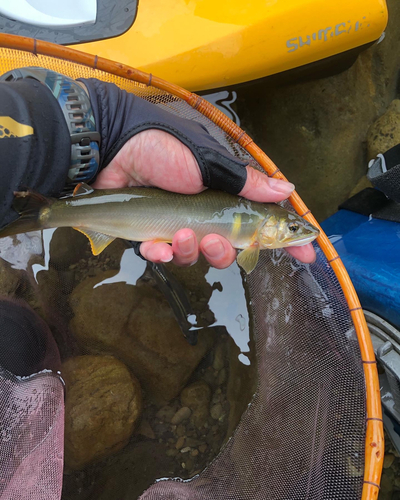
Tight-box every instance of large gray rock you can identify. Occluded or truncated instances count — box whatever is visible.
[63,354,142,470]
[69,272,216,403]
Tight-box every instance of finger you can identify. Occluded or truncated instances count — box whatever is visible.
[239,166,295,203]
[285,243,316,264]
[172,229,199,267]
[200,234,237,269]
[140,241,173,263]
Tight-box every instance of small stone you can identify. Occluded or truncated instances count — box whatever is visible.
[166,448,179,457]
[137,419,156,440]
[180,447,191,454]
[199,444,207,453]
[191,449,199,457]
[176,424,186,437]
[185,437,202,448]
[156,405,175,423]
[175,436,185,449]
[180,381,211,429]
[210,404,222,421]
[171,407,191,425]
[184,458,194,471]
[383,453,395,469]
[212,342,225,371]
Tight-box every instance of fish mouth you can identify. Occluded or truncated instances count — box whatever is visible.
[285,233,319,247]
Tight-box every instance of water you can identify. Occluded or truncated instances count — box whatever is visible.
[6,228,257,500]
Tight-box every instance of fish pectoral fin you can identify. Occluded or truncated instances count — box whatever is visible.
[237,245,260,274]
[73,228,115,256]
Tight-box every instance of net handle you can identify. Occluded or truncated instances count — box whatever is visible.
[0,33,383,500]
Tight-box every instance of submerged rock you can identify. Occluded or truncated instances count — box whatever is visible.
[49,228,90,270]
[0,258,23,297]
[62,354,142,470]
[180,380,211,429]
[69,273,216,403]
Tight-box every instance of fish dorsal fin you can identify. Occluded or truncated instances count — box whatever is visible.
[73,182,94,197]
[237,244,260,274]
[12,190,50,214]
[73,228,115,256]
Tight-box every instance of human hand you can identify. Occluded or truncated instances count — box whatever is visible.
[93,129,316,268]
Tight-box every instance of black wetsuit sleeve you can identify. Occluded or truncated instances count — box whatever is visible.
[0,79,70,229]
[79,78,248,194]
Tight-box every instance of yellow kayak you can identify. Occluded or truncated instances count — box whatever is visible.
[0,0,388,91]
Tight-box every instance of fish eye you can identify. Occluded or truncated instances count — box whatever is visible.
[288,222,299,233]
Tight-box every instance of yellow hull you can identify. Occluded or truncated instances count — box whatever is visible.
[71,0,388,91]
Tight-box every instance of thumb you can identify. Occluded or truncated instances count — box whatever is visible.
[239,166,295,203]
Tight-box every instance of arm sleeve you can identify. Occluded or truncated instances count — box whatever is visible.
[79,78,248,194]
[0,79,70,229]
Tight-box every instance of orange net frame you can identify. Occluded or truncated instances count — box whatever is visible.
[0,33,384,500]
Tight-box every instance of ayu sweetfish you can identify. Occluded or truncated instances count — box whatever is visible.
[0,183,319,273]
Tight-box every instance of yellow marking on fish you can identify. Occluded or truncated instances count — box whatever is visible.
[231,213,242,242]
[0,117,34,138]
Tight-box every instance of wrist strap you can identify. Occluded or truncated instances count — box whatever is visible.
[0,67,100,190]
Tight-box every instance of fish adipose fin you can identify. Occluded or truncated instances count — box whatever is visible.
[73,228,115,255]
[0,191,50,238]
[237,244,260,274]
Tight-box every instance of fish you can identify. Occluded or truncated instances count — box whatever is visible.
[0,183,319,274]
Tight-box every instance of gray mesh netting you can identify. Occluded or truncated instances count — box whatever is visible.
[0,50,367,500]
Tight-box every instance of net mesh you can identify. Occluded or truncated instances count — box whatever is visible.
[0,48,366,500]
[0,369,64,500]
[139,247,366,500]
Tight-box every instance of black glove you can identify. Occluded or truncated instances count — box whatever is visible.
[0,79,70,228]
[79,78,248,194]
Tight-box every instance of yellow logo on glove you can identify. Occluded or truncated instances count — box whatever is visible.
[0,117,34,138]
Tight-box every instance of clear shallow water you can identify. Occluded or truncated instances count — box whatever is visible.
[24,228,258,500]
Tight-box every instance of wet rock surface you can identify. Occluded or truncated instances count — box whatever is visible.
[69,272,216,403]
[62,355,142,471]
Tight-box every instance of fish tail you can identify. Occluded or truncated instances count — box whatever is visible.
[0,190,51,237]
